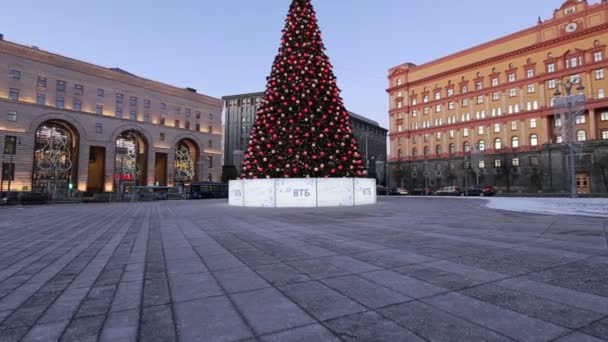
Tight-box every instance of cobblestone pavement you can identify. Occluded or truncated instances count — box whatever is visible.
[0,198,607,342]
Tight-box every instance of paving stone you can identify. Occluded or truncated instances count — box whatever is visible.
[581,316,608,340]
[166,257,208,275]
[175,295,252,342]
[169,272,223,302]
[554,331,607,342]
[394,264,486,291]
[321,275,411,309]
[252,263,312,286]
[60,315,105,342]
[359,269,448,299]
[320,255,382,274]
[142,278,171,307]
[99,309,138,342]
[324,311,425,342]
[202,253,246,271]
[287,259,351,279]
[379,301,513,342]
[21,321,68,342]
[260,323,341,342]
[423,292,569,342]
[213,267,270,294]
[140,304,176,342]
[110,280,142,312]
[351,249,435,268]
[38,288,89,324]
[0,327,29,342]
[279,281,366,321]
[231,287,314,335]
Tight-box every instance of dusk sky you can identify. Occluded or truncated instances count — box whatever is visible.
[3,0,570,128]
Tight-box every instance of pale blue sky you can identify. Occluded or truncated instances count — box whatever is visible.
[3,0,570,128]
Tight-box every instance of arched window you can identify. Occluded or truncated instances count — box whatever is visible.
[449,143,456,154]
[463,142,470,152]
[494,138,502,150]
[478,140,485,151]
[424,146,430,156]
[436,145,442,155]
[577,130,587,141]
[530,134,538,146]
[512,136,520,148]
[412,148,418,157]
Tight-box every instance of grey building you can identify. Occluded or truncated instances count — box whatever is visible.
[222,92,388,182]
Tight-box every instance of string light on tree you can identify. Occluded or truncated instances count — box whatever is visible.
[241,0,365,179]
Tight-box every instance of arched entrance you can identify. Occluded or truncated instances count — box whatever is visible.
[174,139,199,186]
[32,120,80,197]
[114,130,148,195]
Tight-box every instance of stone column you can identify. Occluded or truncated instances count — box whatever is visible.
[589,108,597,140]
[77,142,90,192]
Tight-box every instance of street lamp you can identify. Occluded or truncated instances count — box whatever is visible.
[553,78,586,198]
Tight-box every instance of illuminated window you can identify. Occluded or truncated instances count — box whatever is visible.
[577,130,586,141]
[512,136,520,148]
[530,134,539,146]
[530,119,537,128]
[9,69,21,79]
[9,88,19,101]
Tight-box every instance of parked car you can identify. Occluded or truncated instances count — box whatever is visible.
[412,187,433,196]
[467,184,496,196]
[434,186,464,196]
[391,187,409,196]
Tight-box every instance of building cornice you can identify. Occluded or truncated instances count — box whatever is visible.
[0,40,222,108]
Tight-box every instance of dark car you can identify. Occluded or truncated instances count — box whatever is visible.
[412,187,433,196]
[434,186,464,196]
[467,184,496,196]
[389,188,409,196]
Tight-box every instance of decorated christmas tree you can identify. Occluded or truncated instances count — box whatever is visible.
[241,0,365,179]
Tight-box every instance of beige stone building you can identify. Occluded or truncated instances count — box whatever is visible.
[0,36,222,196]
[387,0,608,194]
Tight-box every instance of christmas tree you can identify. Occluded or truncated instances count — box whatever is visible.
[241,0,365,179]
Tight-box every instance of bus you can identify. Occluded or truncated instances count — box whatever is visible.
[186,182,228,199]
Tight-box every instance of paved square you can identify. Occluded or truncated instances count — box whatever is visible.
[0,197,607,341]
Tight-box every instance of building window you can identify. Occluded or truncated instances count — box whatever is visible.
[602,130,608,140]
[207,173,213,182]
[547,63,556,73]
[449,162,455,170]
[577,130,587,141]
[208,156,213,169]
[511,121,518,131]
[56,80,66,92]
[478,160,485,169]
[130,111,137,120]
[462,98,469,107]
[575,115,586,124]
[4,136,17,155]
[494,138,502,150]
[530,134,539,146]
[56,97,65,109]
[423,146,430,156]
[463,142,470,152]
[595,69,605,80]
[598,89,605,99]
[449,130,455,139]
[461,85,468,94]
[555,118,562,127]
[160,133,165,141]
[478,126,484,135]
[494,159,502,168]
[7,110,17,122]
[195,124,201,131]
[37,76,47,87]
[436,132,442,140]
[548,79,557,89]
[9,88,19,101]
[115,108,122,118]
[144,99,151,109]
[508,74,516,83]
[527,84,536,93]
[512,136,520,148]
[449,143,456,153]
[160,102,167,110]
[594,51,603,62]
[423,107,430,115]
[435,145,442,155]
[448,102,455,110]
[526,69,535,78]
[396,79,402,86]
[512,158,520,167]
[129,96,138,106]
[175,107,181,116]
[601,112,608,121]
[412,110,417,117]
[195,111,201,119]
[37,93,45,105]
[208,140,213,148]
[463,128,469,137]
[116,93,124,105]
[435,104,441,113]
[478,140,485,151]
[185,121,191,130]
[97,88,104,97]
[95,123,103,133]
[9,69,21,79]
[160,117,166,125]
[476,95,484,104]
[509,88,517,97]
[435,92,441,100]
[530,118,537,128]
[412,148,418,157]
[144,113,150,122]
[491,78,499,87]
[476,82,483,90]
[96,104,103,115]
[74,84,83,96]
[73,100,82,111]
[447,88,454,97]
[566,56,582,69]
[175,119,180,128]
[492,92,500,101]
[494,123,501,133]
[209,113,215,120]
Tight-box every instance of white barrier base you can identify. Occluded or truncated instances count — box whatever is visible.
[229,178,377,208]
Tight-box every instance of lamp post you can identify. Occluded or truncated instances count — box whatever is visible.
[553,78,586,199]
